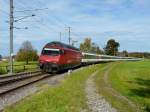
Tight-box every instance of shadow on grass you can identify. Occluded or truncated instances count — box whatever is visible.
[128,78,150,98]
[128,78,150,112]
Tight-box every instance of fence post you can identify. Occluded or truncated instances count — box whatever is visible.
[24,65,25,71]
[6,66,9,73]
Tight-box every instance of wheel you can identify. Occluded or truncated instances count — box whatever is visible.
[43,63,50,73]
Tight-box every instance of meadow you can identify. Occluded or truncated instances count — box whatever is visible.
[95,60,150,112]
[0,61,39,74]
[4,60,150,112]
[5,64,102,112]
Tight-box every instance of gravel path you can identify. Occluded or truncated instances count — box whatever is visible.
[85,71,117,112]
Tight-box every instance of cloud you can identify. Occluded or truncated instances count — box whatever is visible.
[0,0,150,56]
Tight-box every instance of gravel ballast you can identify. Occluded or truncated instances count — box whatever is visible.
[0,72,67,111]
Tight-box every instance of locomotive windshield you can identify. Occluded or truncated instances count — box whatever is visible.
[42,48,62,56]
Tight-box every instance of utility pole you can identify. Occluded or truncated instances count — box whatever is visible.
[72,40,78,46]
[8,1,37,74]
[66,27,71,45]
[9,0,14,74]
[59,32,61,42]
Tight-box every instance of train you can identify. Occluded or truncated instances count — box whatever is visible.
[39,41,142,73]
[39,41,82,73]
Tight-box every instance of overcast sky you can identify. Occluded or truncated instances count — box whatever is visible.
[0,0,150,56]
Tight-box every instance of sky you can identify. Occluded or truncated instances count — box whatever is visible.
[0,0,150,56]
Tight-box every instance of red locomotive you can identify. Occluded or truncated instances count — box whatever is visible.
[39,41,82,73]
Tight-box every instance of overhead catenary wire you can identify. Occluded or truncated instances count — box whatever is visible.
[15,2,61,26]
[17,0,77,44]
[14,0,71,42]
[11,0,59,37]
[0,0,54,59]
[33,0,68,28]
[2,0,84,44]
[15,1,61,33]
[15,8,49,13]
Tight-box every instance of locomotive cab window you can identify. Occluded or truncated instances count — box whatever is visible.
[42,48,62,56]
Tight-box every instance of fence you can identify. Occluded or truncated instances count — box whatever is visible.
[0,64,39,74]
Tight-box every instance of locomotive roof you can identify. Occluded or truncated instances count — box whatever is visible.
[46,41,80,51]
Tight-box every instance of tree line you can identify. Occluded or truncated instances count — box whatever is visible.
[16,38,121,64]
[0,38,149,63]
[79,38,120,56]
[79,37,150,58]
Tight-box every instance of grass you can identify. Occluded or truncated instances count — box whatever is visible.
[5,64,102,112]
[0,61,38,74]
[4,60,150,112]
[95,60,150,112]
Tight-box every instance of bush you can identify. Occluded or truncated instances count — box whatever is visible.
[0,67,5,75]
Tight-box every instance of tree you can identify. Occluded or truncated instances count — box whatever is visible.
[80,38,92,53]
[104,39,120,56]
[122,50,128,57]
[91,43,103,54]
[143,52,150,59]
[16,41,38,64]
[80,38,103,54]
[128,52,144,58]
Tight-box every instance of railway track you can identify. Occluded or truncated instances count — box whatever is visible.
[0,71,51,95]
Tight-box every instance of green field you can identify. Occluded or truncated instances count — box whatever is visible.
[4,60,150,112]
[0,61,38,74]
[5,64,102,112]
[95,60,150,112]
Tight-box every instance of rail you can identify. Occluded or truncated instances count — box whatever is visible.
[0,71,50,95]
